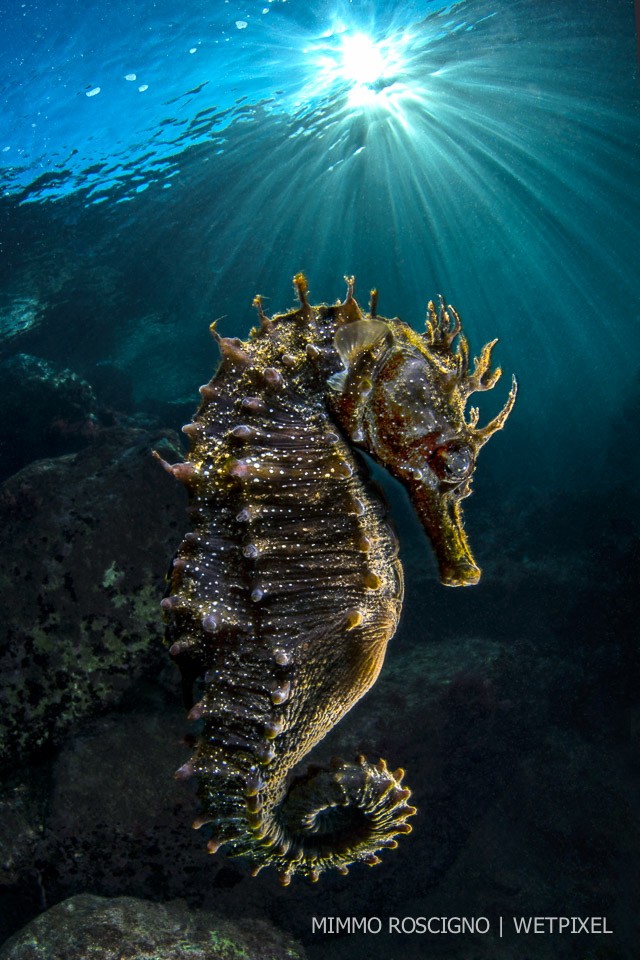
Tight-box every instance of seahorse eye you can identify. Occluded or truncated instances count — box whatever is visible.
[430,442,474,483]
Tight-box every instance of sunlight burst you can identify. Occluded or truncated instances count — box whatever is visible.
[340,33,386,85]
[306,23,413,116]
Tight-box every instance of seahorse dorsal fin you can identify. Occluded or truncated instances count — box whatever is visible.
[334,319,390,369]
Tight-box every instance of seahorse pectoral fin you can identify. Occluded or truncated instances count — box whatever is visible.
[408,481,480,587]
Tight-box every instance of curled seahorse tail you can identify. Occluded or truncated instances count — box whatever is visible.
[241,756,417,884]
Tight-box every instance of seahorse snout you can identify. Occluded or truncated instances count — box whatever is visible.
[408,479,481,587]
[439,555,481,588]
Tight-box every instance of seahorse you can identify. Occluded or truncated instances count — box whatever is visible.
[155,273,516,884]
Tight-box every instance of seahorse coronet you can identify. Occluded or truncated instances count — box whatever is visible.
[161,273,515,882]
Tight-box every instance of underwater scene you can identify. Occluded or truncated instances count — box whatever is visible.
[1,0,639,957]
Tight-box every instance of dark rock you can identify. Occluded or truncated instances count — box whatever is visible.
[0,894,307,960]
[0,778,46,889]
[0,426,186,768]
[41,706,205,902]
[0,354,100,480]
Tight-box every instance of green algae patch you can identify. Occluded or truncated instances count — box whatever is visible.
[102,561,124,589]
[0,427,186,768]
[0,895,307,960]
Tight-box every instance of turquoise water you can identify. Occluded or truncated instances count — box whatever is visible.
[0,1,639,957]
[2,0,639,486]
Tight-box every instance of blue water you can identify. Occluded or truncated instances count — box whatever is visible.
[2,0,639,501]
[1,1,639,955]
[0,0,450,201]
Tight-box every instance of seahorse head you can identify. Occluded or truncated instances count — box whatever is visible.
[329,291,517,587]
